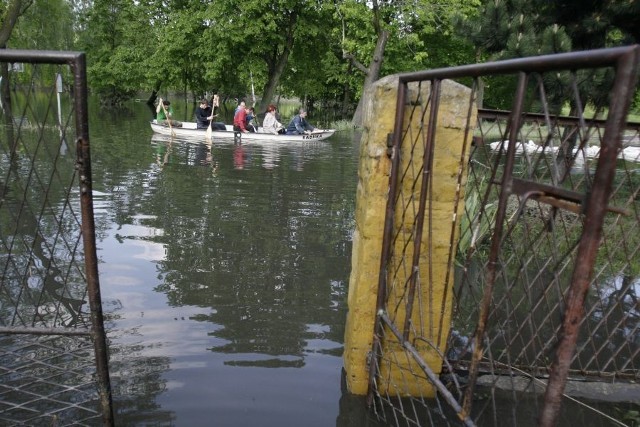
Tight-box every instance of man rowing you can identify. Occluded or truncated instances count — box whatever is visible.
[286,108,316,135]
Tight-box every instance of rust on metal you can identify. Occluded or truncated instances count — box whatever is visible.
[538,45,640,427]
[0,49,115,426]
[366,46,640,427]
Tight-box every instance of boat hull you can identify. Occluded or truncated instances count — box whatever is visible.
[150,121,335,142]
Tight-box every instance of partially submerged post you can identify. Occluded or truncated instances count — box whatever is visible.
[343,74,476,397]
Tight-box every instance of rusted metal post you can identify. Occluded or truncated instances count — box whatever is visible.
[539,45,640,427]
[402,79,442,341]
[461,71,529,416]
[72,53,115,427]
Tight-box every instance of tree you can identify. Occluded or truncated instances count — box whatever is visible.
[2,0,484,118]
[457,0,639,111]
[338,0,480,127]
[200,0,336,113]
[0,0,32,49]
[76,0,156,105]
[0,0,34,145]
[7,0,74,51]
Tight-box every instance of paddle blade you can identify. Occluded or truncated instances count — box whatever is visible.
[206,123,212,140]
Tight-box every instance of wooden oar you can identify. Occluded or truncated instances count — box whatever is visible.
[160,101,176,137]
[206,96,220,140]
[205,109,214,140]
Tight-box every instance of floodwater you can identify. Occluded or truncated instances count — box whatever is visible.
[4,96,638,426]
[87,101,370,426]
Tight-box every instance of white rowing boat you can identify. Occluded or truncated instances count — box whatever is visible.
[150,121,335,142]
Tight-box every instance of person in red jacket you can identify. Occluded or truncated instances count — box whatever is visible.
[233,103,248,133]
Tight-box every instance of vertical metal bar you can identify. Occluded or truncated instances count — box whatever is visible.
[402,79,441,341]
[72,53,115,426]
[437,78,478,347]
[539,46,640,427]
[366,79,409,405]
[461,71,529,416]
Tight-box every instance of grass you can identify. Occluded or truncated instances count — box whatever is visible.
[330,119,356,131]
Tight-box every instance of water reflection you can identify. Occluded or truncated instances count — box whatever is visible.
[0,128,89,329]
[91,108,359,426]
[582,274,640,369]
[233,143,246,169]
[150,134,335,173]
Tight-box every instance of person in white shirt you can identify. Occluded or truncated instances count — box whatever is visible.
[262,104,285,135]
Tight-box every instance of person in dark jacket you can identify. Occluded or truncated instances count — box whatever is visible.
[195,99,212,129]
[285,108,315,135]
[195,99,226,130]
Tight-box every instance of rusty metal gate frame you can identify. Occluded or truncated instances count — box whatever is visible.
[368,45,640,426]
[0,49,113,425]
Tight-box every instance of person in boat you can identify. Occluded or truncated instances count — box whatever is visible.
[195,99,212,129]
[285,108,315,135]
[262,104,285,135]
[234,100,246,115]
[195,99,226,131]
[156,98,182,127]
[233,103,249,133]
[245,107,258,132]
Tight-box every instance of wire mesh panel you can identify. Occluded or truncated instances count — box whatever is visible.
[367,46,640,426]
[0,50,113,425]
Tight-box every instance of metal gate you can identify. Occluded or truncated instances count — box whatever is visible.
[0,50,113,425]
[368,46,640,426]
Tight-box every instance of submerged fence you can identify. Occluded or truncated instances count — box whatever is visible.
[366,46,640,426]
[0,50,113,425]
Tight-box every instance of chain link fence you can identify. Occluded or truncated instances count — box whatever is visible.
[367,46,640,426]
[0,50,113,426]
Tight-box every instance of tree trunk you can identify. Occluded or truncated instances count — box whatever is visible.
[258,12,297,113]
[0,0,29,47]
[260,46,291,113]
[341,62,353,118]
[0,0,32,150]
[1,63,15,151]
[351,29,389,128]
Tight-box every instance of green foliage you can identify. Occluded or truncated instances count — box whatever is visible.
[330,119,354,131]
[1,0,488,112]
[332,0,480,106]
[631,90,640,116]
[618,408,640,427]
[8,0,75,51]
[482,75,518,110]
[195,0,338,106]
[76,0,144,103]
[3,0,638,116]
[458,0,640,111]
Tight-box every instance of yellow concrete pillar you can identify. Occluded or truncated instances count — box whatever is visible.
[343,74,475,396]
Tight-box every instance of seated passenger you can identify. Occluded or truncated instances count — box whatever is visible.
[195,98,226,130]
[262,104,284,135]
[245,107,258,132]
[233,103,249,133]
[195,99,212,129]
[156,98,182,127]
[285,108,315,135]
